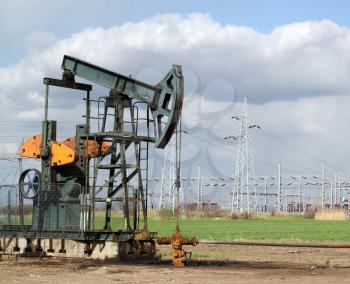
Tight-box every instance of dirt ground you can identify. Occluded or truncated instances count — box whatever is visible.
[2,244,350,283]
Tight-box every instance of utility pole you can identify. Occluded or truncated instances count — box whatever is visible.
[231,179,235,214]
[321,162,325,209]
[284,178,288,213]
[171,139,177,214]
[197,166,202,211]
[264,175,267,212]
[298,174,302,215]
[254,182,258,212]
[277,162,281,212]
[338,175,341,207]
[330,180,333,209]
[304,182,308,213]
[159,166,165,210]
[334,173,337,208]
[180,184,184,211]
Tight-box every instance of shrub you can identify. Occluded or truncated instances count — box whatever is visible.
[158,208,174,220]
[230,211,256,220]
[304,210,315,219]
[314,209,347,220]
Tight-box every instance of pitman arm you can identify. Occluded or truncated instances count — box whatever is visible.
[61,55,184,148]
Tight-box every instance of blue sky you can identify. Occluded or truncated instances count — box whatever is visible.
[169,0,350,31]
[2,0,350,66]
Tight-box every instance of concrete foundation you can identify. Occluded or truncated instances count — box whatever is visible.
[0,237,118,260]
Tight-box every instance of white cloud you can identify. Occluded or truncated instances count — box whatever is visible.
[2,14,350,104]
[1,13,350,178]
[24,31,58,56]
[17,109,43,120]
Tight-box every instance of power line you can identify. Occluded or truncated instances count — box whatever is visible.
[252,144,318,173]
[259,128,350,174]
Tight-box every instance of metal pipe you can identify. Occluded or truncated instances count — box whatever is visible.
[18,157,24,226]
[7,188,11,225]
[44,83,49,122]
[201,241,350,249]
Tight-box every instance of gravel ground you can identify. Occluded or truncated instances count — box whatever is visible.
[1,243,350,283]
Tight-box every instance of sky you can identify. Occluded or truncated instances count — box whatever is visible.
[1,0,350,192]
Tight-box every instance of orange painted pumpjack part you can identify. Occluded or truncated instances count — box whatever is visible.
[51,141,75,166]
[20,134,76,166]
[62,137,110,158]
[20,134,42,159]
[20,134,111,167]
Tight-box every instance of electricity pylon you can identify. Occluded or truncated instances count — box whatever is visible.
[159,137,176,210]
[231,97,259,213]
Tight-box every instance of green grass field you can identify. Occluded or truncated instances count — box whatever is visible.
[93,216,350,243]
[19,214,350,242]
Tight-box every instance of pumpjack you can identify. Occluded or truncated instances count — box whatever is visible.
[0,55,183,259]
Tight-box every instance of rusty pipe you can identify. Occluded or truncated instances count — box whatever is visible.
[201,241,350,249]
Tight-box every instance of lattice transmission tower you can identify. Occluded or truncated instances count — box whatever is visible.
[159,137,176,211]
[231,97,259,213]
